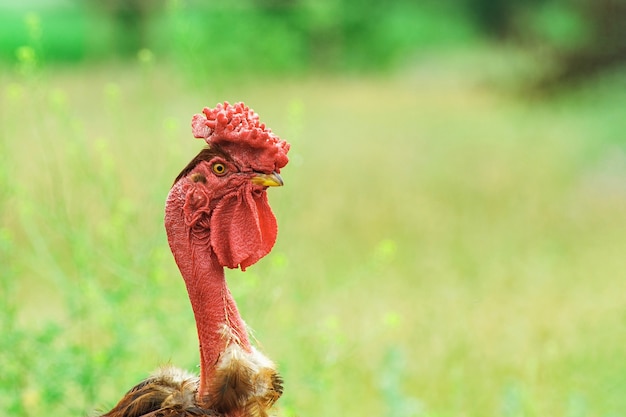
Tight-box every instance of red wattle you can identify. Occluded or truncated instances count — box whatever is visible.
[210,185,278,271]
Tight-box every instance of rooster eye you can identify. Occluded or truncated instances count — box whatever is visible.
[212,163,227,176]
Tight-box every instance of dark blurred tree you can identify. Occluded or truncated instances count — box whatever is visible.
[83,0,164,57]
[464,0,547,38]
[546,0,626,85]
[293,0,407,70]
[460,0,626,88]
[468,0,517,37]
[254,0,299,10]
[245,0,395,71]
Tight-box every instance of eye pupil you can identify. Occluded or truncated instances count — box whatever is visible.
[213,163,226,175]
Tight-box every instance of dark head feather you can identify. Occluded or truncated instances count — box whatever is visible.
[173,146,232,185]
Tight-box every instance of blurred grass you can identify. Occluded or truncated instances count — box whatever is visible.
[1,49,626,417]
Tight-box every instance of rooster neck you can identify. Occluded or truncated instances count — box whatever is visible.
[165,181,251,405]
[186,248,251,404]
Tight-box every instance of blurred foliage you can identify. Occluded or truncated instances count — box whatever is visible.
[2,0,468,74]
[0,0,625,83]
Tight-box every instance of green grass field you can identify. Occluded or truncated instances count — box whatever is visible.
[1,52,626,416]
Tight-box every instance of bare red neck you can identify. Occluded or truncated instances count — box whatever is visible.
[165,181,251,403]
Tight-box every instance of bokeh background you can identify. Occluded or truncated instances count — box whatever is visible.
[1,1,626,416]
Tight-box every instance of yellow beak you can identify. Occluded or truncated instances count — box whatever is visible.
[251,171,284,187]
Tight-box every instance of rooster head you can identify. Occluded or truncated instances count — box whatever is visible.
[171,102,290,271]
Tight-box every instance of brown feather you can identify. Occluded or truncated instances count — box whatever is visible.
[207,352,256,413]
[99,367,216,417]
[101,363,283,417]
[242,368,284,417]
[202,344,284,417]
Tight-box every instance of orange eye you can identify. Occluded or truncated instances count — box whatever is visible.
[212,163,227,176]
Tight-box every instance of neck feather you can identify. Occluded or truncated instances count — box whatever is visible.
[165,181,251,403]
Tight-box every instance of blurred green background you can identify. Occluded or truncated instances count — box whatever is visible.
[1,0,625,83]
[1,1,626,416]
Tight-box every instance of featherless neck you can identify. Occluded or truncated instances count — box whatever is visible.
[186,247,251,401]
[165,182,251,403]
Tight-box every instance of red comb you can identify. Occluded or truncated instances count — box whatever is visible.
[192,102,289,173]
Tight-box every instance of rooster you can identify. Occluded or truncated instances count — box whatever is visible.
[99,102,290,417]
